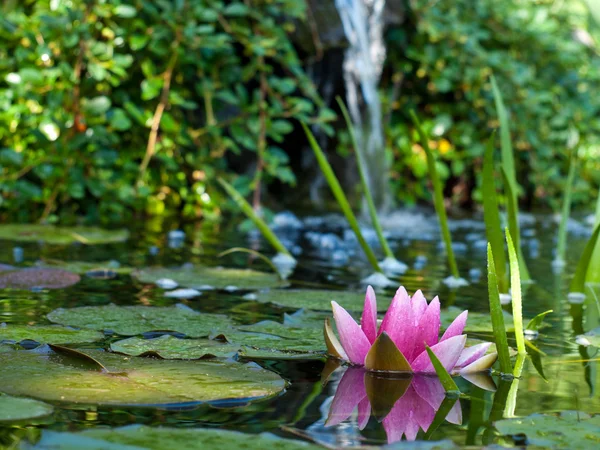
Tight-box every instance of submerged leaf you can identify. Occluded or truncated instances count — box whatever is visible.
[0,394,53,423]
[0,268,80,289]
[133,266,287,291]
[47,305,233,337]
[0,350,285,406]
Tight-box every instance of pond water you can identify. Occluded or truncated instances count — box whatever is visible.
[0,211,599,449]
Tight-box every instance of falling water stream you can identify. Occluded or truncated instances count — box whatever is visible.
[335,0,390,212]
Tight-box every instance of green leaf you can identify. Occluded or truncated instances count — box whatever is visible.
[223,4,249,16]
[410,111,459,278]
[505,229,525,354]
[110,335,240,359]
[425,344,459,393]
[556,152,577,263]
[110,109,132,131]
[365,332,411,372]
[0,224,129,244]
[501,167,530,281]
[83,96,111,116]
[115,5,137,18]
[526,310,553,331]
[47,305,234,337]
[487,244,512,374]
[570,222,600,293]
[482,133,507,293]
[0,394,53,423]
[302,123,382,273]
[0,350,284,406]
[35,260,133,275]
[0,325,103,345]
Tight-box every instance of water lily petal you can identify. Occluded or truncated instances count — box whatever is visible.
[440,310,468,342]
[326,368,367,427]
[411,335,467,373]
[411,375,445,410]
[379,286,410,336]
[460,373,497,391]
[324,318,349,360]
[379,287,414,358]
[459,352,498,374]
[357,397,371,430]
[411,290,428,321]
[361,286,378,344]
[410,296,441,361]
[446,400,463,425]
[332,301,371,365]
[455,342,491,369]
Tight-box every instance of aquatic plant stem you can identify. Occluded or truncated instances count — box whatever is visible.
[506,229,525,354]
[217,178,294,259]
[487,244,512,374]
[301,123,382,273]
[410,111,459,278]
[570,222,600,293]
[504,353,526,415]
[336,97,394,259]
[557,152,577,263]
[482,133,508,293]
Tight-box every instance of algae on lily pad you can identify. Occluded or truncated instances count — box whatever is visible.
[0,324,104,345]
[495,411,600,449]
[0,349,285,407]
[0,394,53,423]
[133,266,287,291]
[0,224,129,245]
[254,289,376,312]
[47,304,233,337]
[30,426,323,450]
[0,268,80,289]
[111,335,240,359]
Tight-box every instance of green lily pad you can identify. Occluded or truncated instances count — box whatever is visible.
[133,266,287,291]
[254,289,374,312]
[47,305,233,337]
[110,335,240,359]
[0,268,80,289]
[495,411,600,449]
[30,426,323,450]
[0,324,104,345]
[36,260,133,275]
[0,343,16,352]
[0,394,53,423]
[0,350,285,406]
[0,224,129,245]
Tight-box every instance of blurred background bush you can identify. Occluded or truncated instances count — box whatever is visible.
[1,0,599,224]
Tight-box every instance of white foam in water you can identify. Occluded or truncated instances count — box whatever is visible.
[164,288,201,298]
[442,276,469,288]
[568,292,586,304]
[379,256,408,275]
[156,278,178,290]
[499,293,512,305]
[361,272,395,288]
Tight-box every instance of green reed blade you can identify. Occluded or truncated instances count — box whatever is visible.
[301,123,382,273]
[526,310,553,331]
[410,111,459,278]
[482,133,508,293]
[217,178,293,258]
[501,167,530,281]
[586,192,600,283]
[570,222,600,293]
[218,247,281,277]
[557,152,577,263]
[504,353,525,415]
[425,344,460,393]
[487,244,512,373]
[490,75,516,189]
[424,395,459,440]
[506,229,525,354]
[336,97,394,259]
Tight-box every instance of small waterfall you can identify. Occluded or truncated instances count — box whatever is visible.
[335,0,389,212]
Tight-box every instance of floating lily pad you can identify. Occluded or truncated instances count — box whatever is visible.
[110,335,240,359]
[0,224,129,244]
[36,260,133,275]
[0,325,104,345]
[47,305,234,337]
[441,307,515,333]
[133,266,287,291]
[0,394,54,423]
[30,426,323,450]
[0,268,80,289]
[0,350,285,406]
[254,289,376,312]
[495,411,600,449]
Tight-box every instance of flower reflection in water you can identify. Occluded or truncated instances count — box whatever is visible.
[325,367,495,444]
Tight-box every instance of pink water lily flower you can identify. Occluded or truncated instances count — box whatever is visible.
[324,285,498,373]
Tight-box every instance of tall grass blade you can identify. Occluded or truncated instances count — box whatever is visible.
[410,111,459,278]
[506,229,525,354]
[425,344,460,393]
[218,247,281,277]
[217,178,293,258]
[526,310,553,331]
[570,222,600,293]
[336,97,394,259]
[490,75,516,189]
[487,244,512,373]
[301,123,382,273]
[556,152,577,264]
[504,353,526,416]
[482,133,508,293]
[586,192,600,283]
[501,167,530,281]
